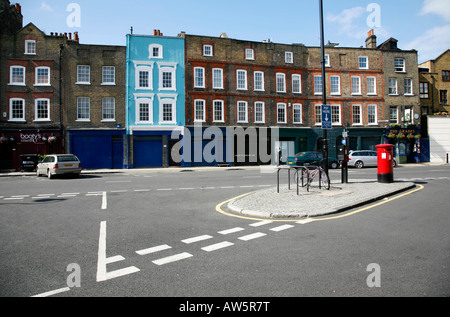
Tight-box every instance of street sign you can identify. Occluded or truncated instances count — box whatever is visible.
[321,104,332,129]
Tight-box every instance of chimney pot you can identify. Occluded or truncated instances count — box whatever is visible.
[153,29,157,36]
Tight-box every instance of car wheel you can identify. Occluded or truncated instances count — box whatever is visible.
[355,161,364,169]
[393,160,397,168]
[330,161,339,169]
[47,169,53,179]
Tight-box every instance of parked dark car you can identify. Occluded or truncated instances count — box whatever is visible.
[286,151,339,169]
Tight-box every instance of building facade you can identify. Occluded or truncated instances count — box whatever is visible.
[125,31,185,168]
[182,30,401,166]
[0,21,68,170]
[419,50,450,163]
[419,50,450,116]
[0,0,127,171]
[64,40,127,170]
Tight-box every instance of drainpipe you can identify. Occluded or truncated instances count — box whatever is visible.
[59,43,65,153]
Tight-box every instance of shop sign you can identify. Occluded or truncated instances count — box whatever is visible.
[20,133,43,144]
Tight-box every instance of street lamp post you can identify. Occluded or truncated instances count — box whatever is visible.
[319,0,329,176]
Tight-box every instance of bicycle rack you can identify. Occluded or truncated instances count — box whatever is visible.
[276,166,307,196]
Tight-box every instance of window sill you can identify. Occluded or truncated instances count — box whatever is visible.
[101,83,116,86]
[8,119,26,122]
[76,82,91,85]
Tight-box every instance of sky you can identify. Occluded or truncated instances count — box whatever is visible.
[18,0,450,64]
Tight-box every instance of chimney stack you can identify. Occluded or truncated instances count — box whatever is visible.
[366,29,377,49]
[14,4,21,14]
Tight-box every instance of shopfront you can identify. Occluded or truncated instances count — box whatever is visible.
[0,129,62,171]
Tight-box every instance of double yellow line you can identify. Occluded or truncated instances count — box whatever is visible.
[215,184,424,223]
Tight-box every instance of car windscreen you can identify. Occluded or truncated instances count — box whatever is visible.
[57,155,79,162]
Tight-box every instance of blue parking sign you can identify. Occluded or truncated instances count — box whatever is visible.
[322,104,332,129]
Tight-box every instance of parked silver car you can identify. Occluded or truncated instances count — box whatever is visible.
[36,154,82,179]
[348,150,397,168]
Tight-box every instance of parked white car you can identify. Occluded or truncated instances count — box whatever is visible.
[348,150,398,168]
[36,154,82,179]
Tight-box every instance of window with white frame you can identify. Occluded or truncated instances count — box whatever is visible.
[159,67,176,90]
[9,98,25,121]
[135,65,153,90]
[254,71,264,91]
[277,103,287,123]
[394,58,405,72]
[314,75,323,95]
[160,99,176,124]
[25,40,36,55]
[404,78,413,95]
[10,66,25,85]
[245,49,254,60]
[102,98,115,121]
[194,99,206,122]
[254,102,265,123]
[389,78,398,95]
[149,44,163,59]
[237,101,248,123]
[359,56,368,69]
[35,98,50,121]
[194,67,205,88]
[35,67,50,86]
[330,75,340,95]
[368,104,377,125]
[77,65,90,84]
[293,104,302,124]
[203,45,213,57]
[367,77,377,95]
[351,76,361,95]
[389,106,398,123]
[77,97,90,121]
[102,66,115,85]
[352,104,362,125]
[315,104,322,124]
[325,54,330,67]
[213,100,224,122]
[212,68,224,89]
[331,104,341,125]
[292,74,302,94]
[236,70,247,90]
[276,73,286,93]
[136,98,153,123]
[285,52,293,64]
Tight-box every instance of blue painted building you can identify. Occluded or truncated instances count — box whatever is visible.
[125,32,185,168]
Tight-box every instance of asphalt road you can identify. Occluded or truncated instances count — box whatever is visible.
[0,165,449,300]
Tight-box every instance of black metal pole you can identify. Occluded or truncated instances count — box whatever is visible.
[319,0,329,177]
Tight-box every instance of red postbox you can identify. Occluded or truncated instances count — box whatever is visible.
[376,144,394,183]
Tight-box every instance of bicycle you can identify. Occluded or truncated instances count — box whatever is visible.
[304,160,330,192]
[293,166,309,188]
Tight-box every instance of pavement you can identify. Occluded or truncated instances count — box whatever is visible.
[226,179,416,219]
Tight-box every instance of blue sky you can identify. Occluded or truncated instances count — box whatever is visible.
[19,0,450,63]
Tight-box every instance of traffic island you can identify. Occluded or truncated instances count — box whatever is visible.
[227,180,416,219]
